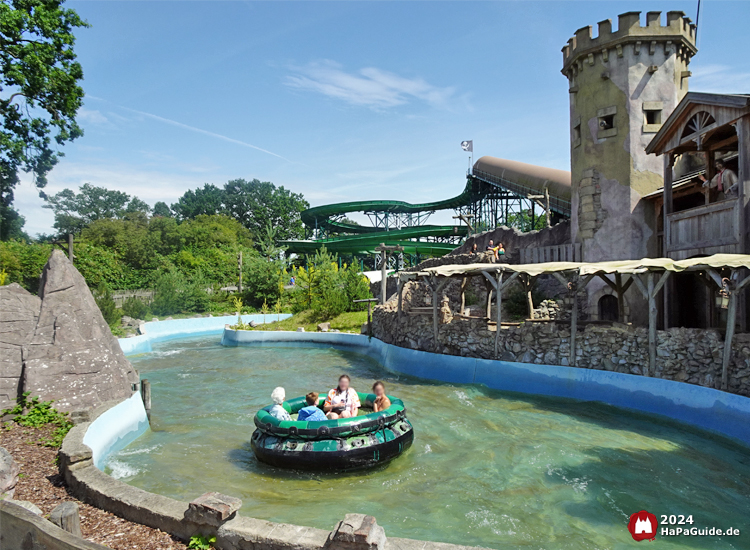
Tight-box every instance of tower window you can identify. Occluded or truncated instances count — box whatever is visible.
[572,117,581,148]
[596,106,617,138]
[643,101,664,133]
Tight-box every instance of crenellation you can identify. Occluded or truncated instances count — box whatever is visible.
[562,10,697,72]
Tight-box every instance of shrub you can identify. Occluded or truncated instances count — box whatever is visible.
[94,284,122,326]
[150,270,211,316]
[121,296,150,319]
[2,392,73,448]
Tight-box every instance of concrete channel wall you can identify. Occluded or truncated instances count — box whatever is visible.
[55,321,750,550]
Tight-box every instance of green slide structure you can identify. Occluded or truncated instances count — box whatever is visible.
[281,156,572,258]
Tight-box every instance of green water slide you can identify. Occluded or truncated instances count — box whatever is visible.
[282,156,572,257]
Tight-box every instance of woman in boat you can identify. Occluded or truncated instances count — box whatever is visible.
[269,387,292,421]
[372,381,391,412]
[324,375,360,419]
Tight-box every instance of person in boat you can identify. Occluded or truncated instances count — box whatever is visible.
[297,392,327,422]
[269,387,292,421]
[372,381,391,412]
[324,375,360,419]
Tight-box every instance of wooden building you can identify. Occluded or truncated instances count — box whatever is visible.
[646,93,750,329]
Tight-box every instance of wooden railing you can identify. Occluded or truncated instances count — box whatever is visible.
[519,243,581,264]
[666,198,740,256]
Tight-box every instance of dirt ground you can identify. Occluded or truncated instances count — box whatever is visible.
[1,422,189,549]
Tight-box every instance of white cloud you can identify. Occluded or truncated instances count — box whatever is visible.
[14,161,227,236]
[690,64,750,94]
[77,108,109,125]
[285,60,457,110]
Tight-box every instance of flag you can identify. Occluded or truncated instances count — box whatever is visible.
[461,140,473,152]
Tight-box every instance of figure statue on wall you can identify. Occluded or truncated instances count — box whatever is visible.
[700,159,738,201]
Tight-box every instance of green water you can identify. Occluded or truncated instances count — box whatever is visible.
[114,336,750,549]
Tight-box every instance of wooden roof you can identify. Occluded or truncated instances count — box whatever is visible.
[645,92,750,155]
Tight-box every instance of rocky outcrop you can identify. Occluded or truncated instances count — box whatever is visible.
[0,284,41,409]
[22,250,138,412]
[0,250,137,413]
[0,446,20,499]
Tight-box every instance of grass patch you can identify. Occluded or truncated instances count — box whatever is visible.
[249,310,368,334]
[1,392,73,448]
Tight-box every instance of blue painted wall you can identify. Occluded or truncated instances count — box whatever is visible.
[223,329,750,447]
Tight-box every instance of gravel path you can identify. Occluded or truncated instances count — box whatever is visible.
[1,422,189,549]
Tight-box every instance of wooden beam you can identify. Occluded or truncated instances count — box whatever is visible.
[459,276,468,316]
[495,272,503,358]
[397,278,404,319]
[570,279,578,367]
[722,289,738,391]
[664,154,674,256]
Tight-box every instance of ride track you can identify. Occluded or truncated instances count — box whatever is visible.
[280,156,572,257]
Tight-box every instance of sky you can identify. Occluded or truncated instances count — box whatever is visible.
[13,0,750,236]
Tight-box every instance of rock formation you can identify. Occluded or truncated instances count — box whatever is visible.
[0,250,138,412]
[0,284,41,409]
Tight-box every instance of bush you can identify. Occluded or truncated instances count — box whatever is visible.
[94,284,122,326]
[150,270,211,316]
[121,296,150,319]
[2,392,74,448]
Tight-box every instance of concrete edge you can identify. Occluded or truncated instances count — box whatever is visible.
[0,500,109,550]
[60,399,489,550]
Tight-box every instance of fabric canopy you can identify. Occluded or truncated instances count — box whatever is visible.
[405,254,750,280]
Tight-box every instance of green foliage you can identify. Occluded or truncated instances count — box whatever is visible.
[0,204,29,241]
[0,239,53,292]
[152,201,172,218]
[0,0,88,237]
[504,282,545,320]
[43,183,150,235]
[188,534,216,550]
[172,179,309,241]
[150,270,210,316]
[242,255,282,308]
[2,392,73,448]
[505,209,547,232]
[121,296,150,319]
[94,283,121,326]
[289,247,372,319]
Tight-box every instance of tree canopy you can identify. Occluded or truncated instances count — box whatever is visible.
[171,179,309,241]
[43,183,151,235]
[0,0,88,239]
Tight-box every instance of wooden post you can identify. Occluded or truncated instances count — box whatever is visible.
[646,272,656,377]
[397,278,403,319]
[663,154,674,257]
[615,273,625,323]
[569,280,577,367]
[459,276,468,316]
[431,276,440,348]
[141,379,151,419]
[722,288,738,391]
[50,502,82,537]
[485,285,493,320]
[367,301,372,336]
[495,272,503,357]
[238,251,243,293]
[380,247,387,305]
[67,233,74,262]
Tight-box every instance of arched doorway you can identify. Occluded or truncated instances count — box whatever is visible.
[598,295,618,322]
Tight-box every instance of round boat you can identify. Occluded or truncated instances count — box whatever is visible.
[250,392,414,471]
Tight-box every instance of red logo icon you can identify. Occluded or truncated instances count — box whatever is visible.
[627,510,658,541]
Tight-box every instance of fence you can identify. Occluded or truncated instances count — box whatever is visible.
[519,243,581,264]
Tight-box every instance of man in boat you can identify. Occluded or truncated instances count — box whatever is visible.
[297,392,327,422]
[324,375,360,419]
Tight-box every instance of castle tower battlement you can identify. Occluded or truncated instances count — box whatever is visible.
[562,11,697,78]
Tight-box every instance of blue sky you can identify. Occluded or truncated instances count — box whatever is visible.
[14,0,750,236]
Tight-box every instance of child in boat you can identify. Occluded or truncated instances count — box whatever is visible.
[269,387,292,421]
[297,392,327,422]
[324,374,360,419]
[372,381,391,412]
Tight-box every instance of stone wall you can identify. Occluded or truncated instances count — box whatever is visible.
[373,303,750,397]
[450,221,571,260]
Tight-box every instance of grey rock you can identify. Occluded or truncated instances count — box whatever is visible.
[327,514,387,550]
[0,283,41,410]
[185,491,241,526]
[296,327,305,332]
[498,350,516,362]
[520,350,535,364]
[49,501,82,537]
[317,322,331,332]
[0,447,20,499]
[22,250,139,413]
[151,317,159,322]
[249,320,258,328]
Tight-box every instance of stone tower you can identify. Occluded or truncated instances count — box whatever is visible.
[562,11,697,263]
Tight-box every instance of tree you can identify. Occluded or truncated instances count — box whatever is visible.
[0,0,88,234]
[43,183,147,234]
[0,204,29,240]
[223,179,308,241]
[152,201,172,218]
[505,209,547,232]
[171,183,224,221]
